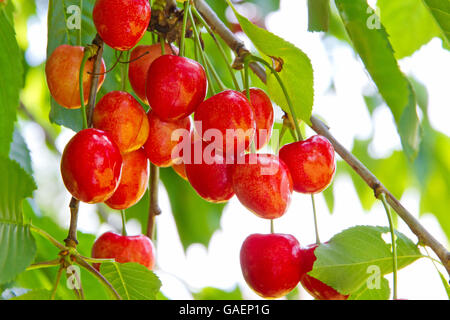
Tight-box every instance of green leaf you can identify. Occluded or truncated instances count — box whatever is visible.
[0,8,22,158]
[436,269,450,299]
[423,0,450,45]
[226,0,314,125]
[348,277,390,300]
[9,128,33,176]
[308,0,330,32]
[100,262,162,300]
[378,0,441,59]
[192,286,243,300]
[160,168,225,250]
[10,289,52,300]
[308,225,422,295]
[335,0,420,160]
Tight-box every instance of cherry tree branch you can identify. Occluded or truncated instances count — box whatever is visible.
[193,0,450,277]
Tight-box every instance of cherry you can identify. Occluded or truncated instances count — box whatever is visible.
[231,154,293,219]
[91,231,155,271]
[240,233,302,299]
[146,55,207,121]
[105,149,149,210]
[45,44,106,109]
[92,91,149,154]
[300,243,348,300]
[93,0,151,51]
[60,128,123,204]
[241,88,274,150]
[172,162,187,180]
[184,139,234,203]
[279,135,336,194]
[128,44,178,104]
[194,90,255,155]
[143,111,191,167]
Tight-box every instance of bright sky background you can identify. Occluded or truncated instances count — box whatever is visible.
[22,0,450,300]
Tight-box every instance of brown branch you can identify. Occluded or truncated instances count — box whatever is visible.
[65,35,105,248]
[193,0,450,277]
[146,163,161,239]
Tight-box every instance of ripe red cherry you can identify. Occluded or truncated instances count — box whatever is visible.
[60,128,123,203]
[143,111,191,167]
[45,45,106,109]
[105,149,149,210]
[240,233,302,299]
[279,135,335,194]
[300,243,348,300]
[93,0,151,51]
[146,55,207,121]
[93,91,149,154]
[172,162,187,180]
[128,44,178,104]
[194,90,256,155]
[184,139,234,203]
[231,154,293,219]
[242,88,274,150]
[91,231,155,271]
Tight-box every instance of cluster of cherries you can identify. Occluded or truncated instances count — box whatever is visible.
[44,0,346,299]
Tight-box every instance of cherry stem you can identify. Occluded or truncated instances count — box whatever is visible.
[179,0,190,57]
[79,51,89,130]
[26,259,61,271]
[30,225,66,251]
[51,266,64,300]
[147,163,162,240]
[191,6,241,91]
[205,53,226,91]
[120,50,129,91]
[121,210,128,236]
[380,192,398,300]
[311,194,321,244]
[270,219,274,234]
[160,35,166,55]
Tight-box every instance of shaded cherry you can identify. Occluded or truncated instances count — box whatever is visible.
[143,111,191,167]
[240,233,302,299]
[172,162,187,180]
[279,135,335,194]
[231,154,293,219]
[146,55,207,121]
[242,88,274,150]
[194,90,256,156]
[93,0,151,51]
[93,91,149,154]
[300,243,349,300]
[105,149,149,210]
[60,128,123,203]
[128,44,178,104]
[91,231,155,271]
[45,44,106,109]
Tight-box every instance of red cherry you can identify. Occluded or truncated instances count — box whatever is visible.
[279,135,336,194]
[45,45,106,109]
[146,55,207,121]
[172,162,187,180]
[105,149,149,210]
[93,0,151,51]
[300,243,348,300]
[194,90,256,155]
[128,44,178,104]
[184,139,234,203]
[231,154,293,219]
[241,88,274,150]
[60,128,123,203]
[143,111,191,167]
[92,91,149,154]
[240,233,302,299]
[91,231,155,270]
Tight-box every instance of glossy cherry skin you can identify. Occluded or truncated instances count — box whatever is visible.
[172,162,187,180]
[93,0,151,51]
[242,88,274,150]
[91,231,155,271]
[93,91,149,154]
[105,149,149,210]
[240,233,302,299]
[146,55,207,121]
[279,135,336,194]
[194,90,256,156]
[45,45,106,109]
[143,111,191,167]
[231,154,293,219]
[184,139,235,203]
[129,44,178,104]
[60,129,123,203]
[300,244,348,300]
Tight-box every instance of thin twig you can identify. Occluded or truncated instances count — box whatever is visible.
[147,163,161,239]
